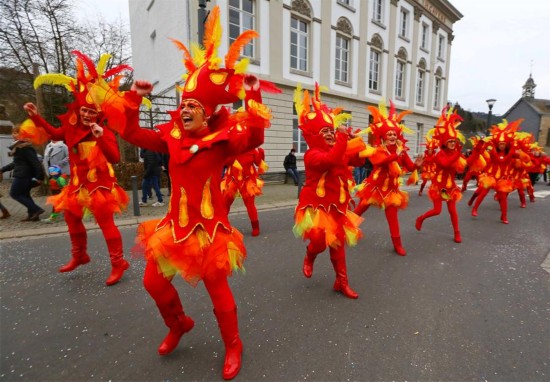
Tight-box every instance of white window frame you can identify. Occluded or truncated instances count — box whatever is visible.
[335,34,350,83]
[369,48,381,92]
[373,0,384,24]
[421,23,429,50]
[437,35,445,59]
[433,77,441,110]
[228,0,256,59]
[290,16,309,72]
[395,59,405,99]
[416,68,425,105]
[399,8,409,38]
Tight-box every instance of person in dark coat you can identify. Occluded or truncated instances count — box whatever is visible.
[140,148,164,206]
[0,124,45,221]
[283,148,300,185]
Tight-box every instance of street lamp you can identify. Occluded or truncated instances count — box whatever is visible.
[486,98,496,135]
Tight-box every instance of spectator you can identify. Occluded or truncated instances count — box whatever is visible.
[284,148,300,185]
[139,148,164,207]
[42,165,69,223]
[43,139,69,176]
[0,125,45,221]
[162,153,171,196]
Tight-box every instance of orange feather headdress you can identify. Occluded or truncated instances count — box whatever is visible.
[366,100,413,147]
[170,6,258,116]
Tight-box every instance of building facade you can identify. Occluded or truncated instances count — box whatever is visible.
[128,0,462,173]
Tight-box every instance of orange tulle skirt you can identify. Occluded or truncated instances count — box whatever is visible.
[133,220,246,287]
[428,185,463,202]
[47,183,128,218]
[222,177,264,200]
[478,174,513,193]
[293,206,363,249]
[355,182,409,209]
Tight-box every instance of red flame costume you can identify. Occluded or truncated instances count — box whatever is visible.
[23,51,131,286]
[292,83,364,299]
[418,137,439,196]
[99,7,275,380]
[221,147,268,236]
[415,107,466,243]
[467,119,527,224]
[353,101,421,256]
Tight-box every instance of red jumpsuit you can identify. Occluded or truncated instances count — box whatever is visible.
[419,149,436,196]
[415,146,466,242]
[469,144,518,224]
[28,113,129,283]
[118,86,265,378]
[222,148,266,236]
[354,144,417,255]
[294,133,363,298]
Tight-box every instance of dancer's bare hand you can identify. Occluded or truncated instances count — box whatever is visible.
[23,103,38,117]
[132,80,154,97]
[91,123,104,138]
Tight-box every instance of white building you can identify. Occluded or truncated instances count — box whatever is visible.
[128,0,462,174]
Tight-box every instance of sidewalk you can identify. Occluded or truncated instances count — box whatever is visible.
[0,182,302,240]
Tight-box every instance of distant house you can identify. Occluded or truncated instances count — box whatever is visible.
[502,74,550,151]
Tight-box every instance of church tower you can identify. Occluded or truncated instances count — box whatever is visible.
[522,74,536,99]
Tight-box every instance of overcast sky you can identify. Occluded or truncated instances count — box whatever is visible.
[79,0,550,116]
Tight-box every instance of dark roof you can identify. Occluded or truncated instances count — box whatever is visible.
[503,97,550,118]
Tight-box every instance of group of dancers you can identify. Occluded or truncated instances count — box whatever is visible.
[15,7,549,380]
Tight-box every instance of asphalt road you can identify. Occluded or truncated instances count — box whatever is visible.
[1,189,549,381]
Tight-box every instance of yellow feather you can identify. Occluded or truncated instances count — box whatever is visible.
[96,53,112,76]
[34,74,76,90]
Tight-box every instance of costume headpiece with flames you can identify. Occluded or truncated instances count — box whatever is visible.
[293,82,351,149]
[427,106,466,147]
[366,100,413,148]
[170,6,272,117]
[488,119,523,145]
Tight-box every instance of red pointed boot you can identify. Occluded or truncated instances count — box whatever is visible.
[302,249,317,278]
[214,307,243,380]
[391,236,407,256]
[105,238,129,286]
[158,313,195,355]
[251,220,260,237]
[330,250,358,299]
[59,233,90,272]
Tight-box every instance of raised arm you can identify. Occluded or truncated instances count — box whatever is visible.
[23,103,65,141]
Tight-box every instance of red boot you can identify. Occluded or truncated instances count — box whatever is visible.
[59,233,90,272]
[330,248,358,299]
[415,216,424,231]
[158,313,195,355]
[302,249,317,278]
[251,220,260,237]
[391,236,406,256]
[214,307,243,380]
[105,238,128,286]
[454,230,462,243]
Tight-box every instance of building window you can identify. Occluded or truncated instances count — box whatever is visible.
[335,35,350,83]
[293,108,307,154]
[369,49,381,92]
[416,69,425,105]
[395,60,405,99]
[229,0,256,58]
[372,0,384,24]
[399,8,409,38]
[437,35,445,59]
[290,16,309,72]
[433,77,441,110]
[416,59,426,105]
[421,23,429,50]
[416,123,423,155]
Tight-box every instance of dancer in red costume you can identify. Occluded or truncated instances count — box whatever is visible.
[96,7,276,380]
[222,147,267,236]
[462,136,483,192]
[353,101,423,256]
[293,83,364,299]
[418,137,438,196]
[467,119,527,224]
[23,51,130,286]
[526,144,550,196]
[415,107,466,243]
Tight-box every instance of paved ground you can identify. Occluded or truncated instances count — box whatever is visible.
[0,182,303,239]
